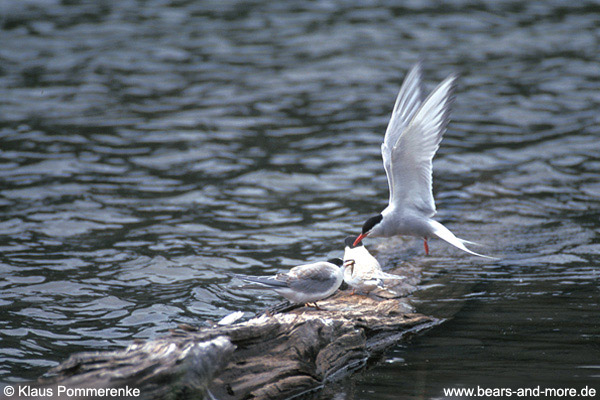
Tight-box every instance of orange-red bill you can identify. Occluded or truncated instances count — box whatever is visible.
[353,233,368,247]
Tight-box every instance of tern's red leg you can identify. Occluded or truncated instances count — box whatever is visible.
[424,238,429,255]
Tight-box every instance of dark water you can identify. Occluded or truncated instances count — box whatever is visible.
[1,0,599,397]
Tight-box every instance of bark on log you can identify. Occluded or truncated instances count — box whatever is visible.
[35,263,440,400]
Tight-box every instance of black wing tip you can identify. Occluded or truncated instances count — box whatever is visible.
[444,72,459,99]
[409,59,424,74]
[407,60,426,101]
[327,258,343,267]
[443,74,459,129]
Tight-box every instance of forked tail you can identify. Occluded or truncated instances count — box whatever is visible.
[374,271,406,280]
[428,220,497,259]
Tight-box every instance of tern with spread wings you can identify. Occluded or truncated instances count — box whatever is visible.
[353,63,492,258]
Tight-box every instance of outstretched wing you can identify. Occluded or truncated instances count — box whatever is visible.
[382,62,425,205]
[387,73,457,216]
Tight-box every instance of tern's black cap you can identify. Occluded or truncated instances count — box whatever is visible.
[344,236,362,249]
[362,214,383,234]
[327,258,343,267]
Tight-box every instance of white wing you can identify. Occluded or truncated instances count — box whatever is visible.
[386,73,457,216]
[382,62,425,205]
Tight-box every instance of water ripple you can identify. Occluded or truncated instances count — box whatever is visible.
[1,0,599,393]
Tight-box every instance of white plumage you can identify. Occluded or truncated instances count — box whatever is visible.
[355,62,494,259]
[343,236,405,294]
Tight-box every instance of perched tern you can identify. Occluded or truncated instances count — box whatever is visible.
[343,236,404,293]
[354,62,492,258]
[234,258,350,307]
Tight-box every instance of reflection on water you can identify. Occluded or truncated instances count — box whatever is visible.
[1,0,599,397]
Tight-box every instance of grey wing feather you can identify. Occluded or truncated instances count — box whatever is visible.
[233,274,289,288]
[389,74,457,215]
[286,263,338,295]
[382,62,425,204]
[383,62,425,150]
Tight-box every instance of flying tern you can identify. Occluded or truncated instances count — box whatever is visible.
[343,236,404,293]
[233,258,351,307]
[353,62,492,258]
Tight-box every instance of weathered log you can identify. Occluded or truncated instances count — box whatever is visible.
[35,336,234,400]
[36,263,440,399]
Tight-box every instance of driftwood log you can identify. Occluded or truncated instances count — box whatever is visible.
[34,262,441,400]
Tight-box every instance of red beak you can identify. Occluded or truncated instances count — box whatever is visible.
[353,233,368,247]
